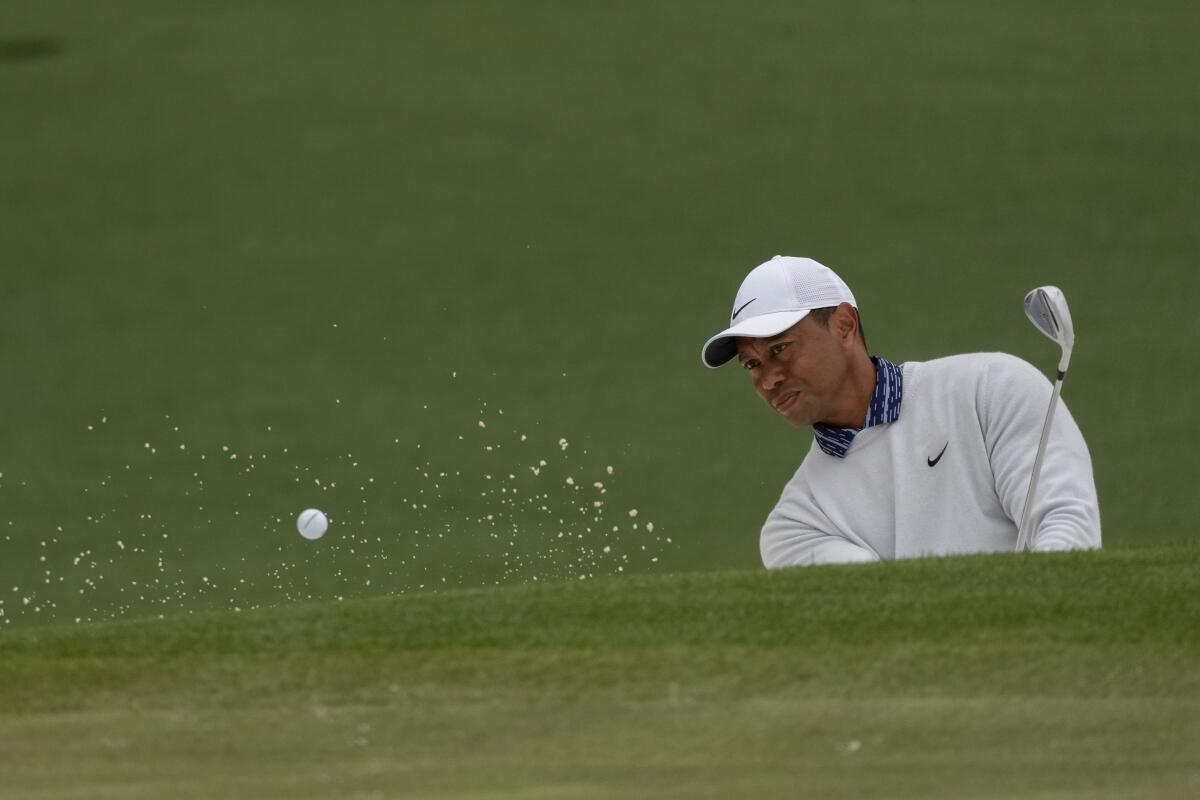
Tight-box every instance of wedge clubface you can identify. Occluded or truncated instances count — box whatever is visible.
[1015,286,1075,552]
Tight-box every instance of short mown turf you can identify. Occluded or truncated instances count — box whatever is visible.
[3,545,1197,799]
[2,2,1199,621]
[1,3,1197,795]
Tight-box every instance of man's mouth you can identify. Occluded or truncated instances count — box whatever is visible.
[772,391,799,413]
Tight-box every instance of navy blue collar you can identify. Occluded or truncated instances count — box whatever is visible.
[812,356,903,458]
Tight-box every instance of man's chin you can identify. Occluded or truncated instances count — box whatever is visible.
[776,406,814,427]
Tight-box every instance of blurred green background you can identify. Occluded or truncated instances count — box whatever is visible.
[2,0,1197,626]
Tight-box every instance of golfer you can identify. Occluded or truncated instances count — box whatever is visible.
[701,256,1101,567]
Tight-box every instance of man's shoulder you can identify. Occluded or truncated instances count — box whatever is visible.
[901,352,1051,424]
[905,352,1043,391]
[907,351,1033,374]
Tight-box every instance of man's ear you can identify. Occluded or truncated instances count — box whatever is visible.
[833,303,858,343]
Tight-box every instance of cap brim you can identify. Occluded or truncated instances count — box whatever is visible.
[700,309,812,368]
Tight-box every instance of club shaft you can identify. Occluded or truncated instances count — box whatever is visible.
[1015,375,1065,552]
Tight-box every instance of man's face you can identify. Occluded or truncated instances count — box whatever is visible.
[735,309,856,427]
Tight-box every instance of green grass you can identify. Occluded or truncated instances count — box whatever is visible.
[1,2,1199,626]
[1,4,1197,795]
[3,545,1198,798]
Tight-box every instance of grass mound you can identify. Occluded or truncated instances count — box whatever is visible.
[2,545,1198,798]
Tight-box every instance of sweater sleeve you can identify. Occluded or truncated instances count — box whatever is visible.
[981,355,1101,551]
[760,483,880,567]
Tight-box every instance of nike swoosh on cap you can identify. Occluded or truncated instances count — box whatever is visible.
[731,298,756,321]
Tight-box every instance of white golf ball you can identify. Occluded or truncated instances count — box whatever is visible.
[297,508,328,540]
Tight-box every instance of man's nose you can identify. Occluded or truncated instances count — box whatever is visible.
[757,361,785,392]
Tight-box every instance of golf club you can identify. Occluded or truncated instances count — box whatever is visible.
[1015,286,1075,552]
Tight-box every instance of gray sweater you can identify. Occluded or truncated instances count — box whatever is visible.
[761,353,1101,567]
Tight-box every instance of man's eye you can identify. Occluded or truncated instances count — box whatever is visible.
[742,360,759,371]
[770,343,789,356]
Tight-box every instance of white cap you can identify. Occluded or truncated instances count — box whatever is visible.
[701,256,857,368]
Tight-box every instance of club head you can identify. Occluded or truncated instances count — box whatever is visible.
[1024,286,1074,373]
